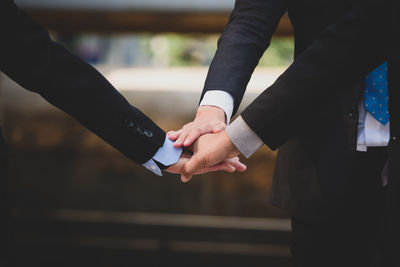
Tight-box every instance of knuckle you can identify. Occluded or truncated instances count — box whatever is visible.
[178,133,187,140]
[193,128,201,135]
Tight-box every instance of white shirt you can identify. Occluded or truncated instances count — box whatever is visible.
[356,99,390,151]
[200,90,390,153]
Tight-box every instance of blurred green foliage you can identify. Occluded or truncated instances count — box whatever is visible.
[58,33,294,67]
[150,34,294,67]
[258,37,294,66]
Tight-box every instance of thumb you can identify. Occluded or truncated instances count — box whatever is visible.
[181,155,206,183]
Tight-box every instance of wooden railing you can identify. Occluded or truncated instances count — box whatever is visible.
[16,0,293,35]
[14,209,292,267]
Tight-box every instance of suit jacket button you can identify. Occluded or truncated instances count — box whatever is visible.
[124,119,135,128]
[393,136,397,141]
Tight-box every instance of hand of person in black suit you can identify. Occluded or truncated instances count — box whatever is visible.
[167,106,226,148]
[167,106,247,181]
[166,149,246,179]
[180,131,240,182]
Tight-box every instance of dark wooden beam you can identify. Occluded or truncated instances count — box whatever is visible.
[24,9,293,35]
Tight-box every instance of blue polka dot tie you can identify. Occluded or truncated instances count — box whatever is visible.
[364,62,389,125]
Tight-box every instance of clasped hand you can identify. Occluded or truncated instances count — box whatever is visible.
[166,106,244,182]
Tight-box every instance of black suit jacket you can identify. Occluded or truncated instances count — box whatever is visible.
[240,0,400,263]
[202,0,393,219]
[1,2,169,262]
[0,0,166,165]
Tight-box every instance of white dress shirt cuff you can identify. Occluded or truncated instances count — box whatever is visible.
[142,135,183,176]
[199,90,234,124]
[226,116,264,158]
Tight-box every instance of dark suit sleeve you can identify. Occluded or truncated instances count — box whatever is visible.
[0,1,165,164]
[201,0,286,114]
[240,0,390,150]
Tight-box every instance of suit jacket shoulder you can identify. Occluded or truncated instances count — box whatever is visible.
[201,0,287,114]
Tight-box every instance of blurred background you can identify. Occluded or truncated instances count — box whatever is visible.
[1,0,295,266]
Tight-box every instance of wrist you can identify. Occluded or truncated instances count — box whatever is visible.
[221,130,240,158]
[196,105,226,122]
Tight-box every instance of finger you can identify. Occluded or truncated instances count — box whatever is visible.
[174,132,189,148]
[181,155,205,182]
[167,130,181,141]
[212,122,227,133]
[183,129,203,147]
[183,122,219,147]
[194,161,235,175]
[209,162,236,173]
[226,157,247,172]
[181,173,192,183]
